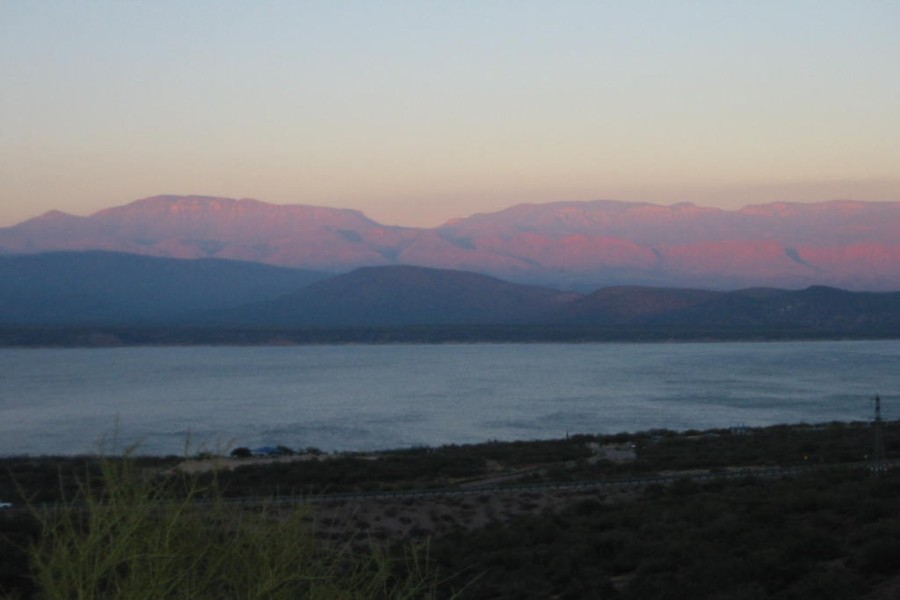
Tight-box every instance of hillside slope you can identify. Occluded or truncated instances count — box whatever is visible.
[0,251,329,325]
[202,265,582,327]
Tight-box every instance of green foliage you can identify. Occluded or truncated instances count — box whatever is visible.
[18,456,438,600]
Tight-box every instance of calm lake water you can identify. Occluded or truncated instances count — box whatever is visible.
[1,340,898,456]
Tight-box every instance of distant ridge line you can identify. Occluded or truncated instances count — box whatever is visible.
[2,195,900,291]
[1,253,899,340]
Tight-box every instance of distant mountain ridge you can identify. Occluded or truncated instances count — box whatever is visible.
[2,195,900,290]
[1,196,410,272]
[213,267,897,333]
[2,253,898,338]
[0,251,329,325]
[554,284,900,331]
[201,265,581,327]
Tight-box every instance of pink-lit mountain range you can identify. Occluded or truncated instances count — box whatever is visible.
[2,195,899,291]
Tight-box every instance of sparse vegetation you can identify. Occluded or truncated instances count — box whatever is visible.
[430,467,900,599]
[1,455,438,600]
[2,421,899,599]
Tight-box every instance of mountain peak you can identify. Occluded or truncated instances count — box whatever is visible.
[94,194,232,213]
[95,195,376,223]
[17,209,81,225]
[212,264,581,327]
[3,196,899,291]
[40,209,76,219]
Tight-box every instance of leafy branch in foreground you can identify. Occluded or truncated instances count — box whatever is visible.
[22,456,437,600]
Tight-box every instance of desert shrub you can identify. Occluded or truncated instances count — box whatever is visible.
[855,536,900,575]
[23,455,438,600]
[0,510,40,598]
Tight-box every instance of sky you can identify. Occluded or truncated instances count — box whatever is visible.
[2,1,899,228]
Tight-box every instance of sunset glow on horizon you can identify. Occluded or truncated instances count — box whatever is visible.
[2,1,899,228]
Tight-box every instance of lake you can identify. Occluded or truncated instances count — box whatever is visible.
[1,340,897,456]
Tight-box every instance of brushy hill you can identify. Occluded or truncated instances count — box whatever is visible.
[2,255,900,337]
[0,251,329,325]
[201,265,581,327]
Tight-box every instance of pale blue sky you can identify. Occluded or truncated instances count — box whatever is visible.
[2,1,898,227]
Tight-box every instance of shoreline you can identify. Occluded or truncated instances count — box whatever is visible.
[0,417,881,462]
[0,418,883,463]
[0,413,890,461]
[3,324,900,348]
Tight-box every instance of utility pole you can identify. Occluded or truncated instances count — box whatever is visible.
[871,395,887,475]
